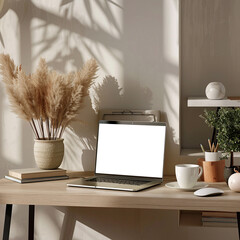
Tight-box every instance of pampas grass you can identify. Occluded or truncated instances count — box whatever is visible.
[0,54,98,140]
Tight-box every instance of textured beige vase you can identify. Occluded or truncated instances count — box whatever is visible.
[34,139,64,170]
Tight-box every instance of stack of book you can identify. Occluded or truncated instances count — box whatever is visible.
[202,211,237,227]
[5,168,69,183]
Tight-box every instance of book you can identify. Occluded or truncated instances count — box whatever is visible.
[202,217,237,223]
[5,175,69,183]
[202,221,237,228]
[202,211,237,218]
[9,168,66,180]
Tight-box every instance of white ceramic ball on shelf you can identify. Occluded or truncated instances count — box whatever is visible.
[205,82,226,100]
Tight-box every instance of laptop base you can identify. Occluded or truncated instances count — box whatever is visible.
[67,177,162,192]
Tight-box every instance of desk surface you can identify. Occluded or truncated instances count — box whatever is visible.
[0,176,240,212]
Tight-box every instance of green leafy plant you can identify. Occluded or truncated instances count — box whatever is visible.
[201,108,240,167]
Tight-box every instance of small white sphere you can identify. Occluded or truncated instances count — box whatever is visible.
[205,82,226,100]
[228,173,240,192]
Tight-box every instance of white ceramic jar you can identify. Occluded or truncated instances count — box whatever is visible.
[205,82,226,100]
[205,151,221,162]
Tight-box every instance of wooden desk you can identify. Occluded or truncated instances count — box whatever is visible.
[1,176,240,239]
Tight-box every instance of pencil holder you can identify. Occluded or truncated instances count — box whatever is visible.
[205,151,221,162]
[198,158,225,182]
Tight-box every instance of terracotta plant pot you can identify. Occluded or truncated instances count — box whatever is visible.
[34,139,64,170]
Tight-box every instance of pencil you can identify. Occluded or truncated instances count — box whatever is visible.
[200,144,205,153]
[212,142,215,152]
[214,143,219,152]
[208,139,212,152]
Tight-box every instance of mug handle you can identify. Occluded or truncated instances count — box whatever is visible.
[198,166,203,179]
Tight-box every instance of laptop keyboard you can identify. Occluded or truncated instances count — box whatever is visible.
[87,177,149,186]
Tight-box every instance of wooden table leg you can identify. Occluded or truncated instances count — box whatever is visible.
[28,205,35,240]
[3,204,12,240]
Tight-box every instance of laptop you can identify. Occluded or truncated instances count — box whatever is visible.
[67,120,166,191]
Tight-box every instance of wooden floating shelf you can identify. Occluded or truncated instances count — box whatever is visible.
[187,98,240,107]
[181,149,240,158]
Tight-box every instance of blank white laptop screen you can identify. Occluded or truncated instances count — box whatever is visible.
[95,122,166,178]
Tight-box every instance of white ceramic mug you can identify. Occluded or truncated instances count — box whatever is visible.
[175,164,203,189]
[205,151,221,162]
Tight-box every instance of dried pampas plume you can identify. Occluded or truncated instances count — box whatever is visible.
[0,54,98,140]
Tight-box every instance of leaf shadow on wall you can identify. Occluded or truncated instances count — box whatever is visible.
[0,0,125,238]
[0,0,124,238]
[62,75,153,172]
[0,0,180,239]
[30,0,123,74]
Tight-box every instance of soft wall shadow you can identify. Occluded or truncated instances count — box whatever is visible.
[0,0,180,239]
[62,74,153,172]
[0,0,123,238]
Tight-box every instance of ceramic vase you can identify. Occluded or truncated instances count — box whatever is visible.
[34,139,64,170]
[205,82,226,100]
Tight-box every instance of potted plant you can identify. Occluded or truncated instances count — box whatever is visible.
[0,54,98,169]
[201,108,240,183]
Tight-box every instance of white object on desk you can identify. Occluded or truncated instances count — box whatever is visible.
[228,173,240,192]
[165,181,208,191]
[175,164,202,189]
[194,187,224,197]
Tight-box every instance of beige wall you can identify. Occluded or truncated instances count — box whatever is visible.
[0,0,238,239]
[181,0,240,152]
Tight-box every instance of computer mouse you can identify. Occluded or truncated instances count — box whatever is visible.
[194,187,224,197]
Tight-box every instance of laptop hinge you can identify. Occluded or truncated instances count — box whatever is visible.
[94,173,162,182]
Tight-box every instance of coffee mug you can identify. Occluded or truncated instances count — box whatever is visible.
[175,164,203,189]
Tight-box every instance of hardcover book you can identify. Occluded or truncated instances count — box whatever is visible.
[5,175,69,183]
[202,211,237,218]
[9,168,66,179]
[202,221,237,228]
[202,217,237,223]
